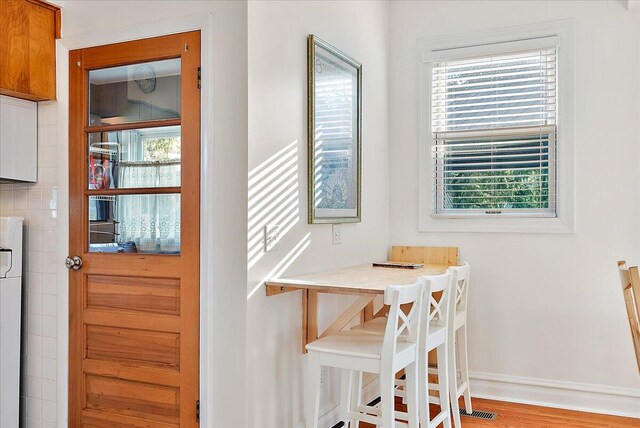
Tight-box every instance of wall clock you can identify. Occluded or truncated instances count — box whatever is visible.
[133,64,157,94]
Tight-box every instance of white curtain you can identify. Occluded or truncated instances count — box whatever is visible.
[117,162,181,253]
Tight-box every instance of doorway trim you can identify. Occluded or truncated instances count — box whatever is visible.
[56,13,215,427]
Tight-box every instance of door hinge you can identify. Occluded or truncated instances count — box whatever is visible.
[196,399,200,422]
[197,67,201,89]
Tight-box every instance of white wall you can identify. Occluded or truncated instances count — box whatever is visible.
[389,0,640,415]
[247,1,390,426]
[40,1,248,426]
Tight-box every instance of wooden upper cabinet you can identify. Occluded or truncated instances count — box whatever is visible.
[0,0,60,101]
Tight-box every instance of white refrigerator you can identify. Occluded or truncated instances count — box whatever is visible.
[0,217,23,427]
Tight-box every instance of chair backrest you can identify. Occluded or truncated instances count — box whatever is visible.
[418,271,456,348]
[390,246,459,266]
[617,261,640,374]
[382,281,424,362]
[449,262,470,313]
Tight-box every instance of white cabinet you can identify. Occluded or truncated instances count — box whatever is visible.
[0,95,37,182]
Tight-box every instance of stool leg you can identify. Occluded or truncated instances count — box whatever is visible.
[351,371,362,428]
[305,353,321,428]
[458,325,472,413]
[447,336,462,428]
[418,349,430,428]
[380,368,396,428]
[436,344,452,428]
[405,362,419,428]
[340,369,353,426]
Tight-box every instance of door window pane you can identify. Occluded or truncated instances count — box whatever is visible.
[89,194,180,254]
[88,58,181,126]
[88,126,181,189]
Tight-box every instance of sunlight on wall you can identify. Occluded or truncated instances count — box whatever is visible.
[247,232,311,301]
[247,141,301,270]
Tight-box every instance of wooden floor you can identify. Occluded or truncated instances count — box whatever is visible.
[358,397,640,428]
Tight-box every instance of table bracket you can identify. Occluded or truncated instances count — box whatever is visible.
[265,284,299,296]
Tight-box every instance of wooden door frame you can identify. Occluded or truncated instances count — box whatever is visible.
[57,15,218,427]
[68,31,201,426]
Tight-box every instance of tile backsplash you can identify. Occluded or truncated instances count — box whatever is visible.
[0,101,59,428]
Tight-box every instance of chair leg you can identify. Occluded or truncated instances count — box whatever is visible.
[458,325,472,413]
[405,362,419,428]
[351,371,362,428]
[436,344,452,428]
[418,349,430,428]
[380,368,396,428]
[447,337,462,428]
[305,353,321,428]
[340,369,353,426]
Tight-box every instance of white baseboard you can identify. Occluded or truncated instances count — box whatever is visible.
[470,371,640,419]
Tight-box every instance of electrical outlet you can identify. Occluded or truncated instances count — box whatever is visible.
[332,224,342,245]
[264,224,281,252]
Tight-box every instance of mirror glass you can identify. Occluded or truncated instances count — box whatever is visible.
[308,36,361,223]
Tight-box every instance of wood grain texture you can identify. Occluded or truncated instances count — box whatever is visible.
[390,246,459,266]
[86,325,180,369]
[266,263,449,295]
[86,275,180,315]
[69,31,201,427]
[360,397,640,428]
[0,0,58,100]
[85,375,180,425]
[617,261,640,373]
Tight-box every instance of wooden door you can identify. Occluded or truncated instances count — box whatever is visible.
[68,32,200,427]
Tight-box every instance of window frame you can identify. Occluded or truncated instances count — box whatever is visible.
[418,20,575,233]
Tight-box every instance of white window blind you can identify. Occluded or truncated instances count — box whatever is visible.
[431,47,557,217]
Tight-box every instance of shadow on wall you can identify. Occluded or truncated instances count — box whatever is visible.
[247,140,311,300]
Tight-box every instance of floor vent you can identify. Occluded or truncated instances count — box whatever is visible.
[460,409,498,420]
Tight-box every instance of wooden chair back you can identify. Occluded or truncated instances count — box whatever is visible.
[390,246,459,266]
[617,260,640,374]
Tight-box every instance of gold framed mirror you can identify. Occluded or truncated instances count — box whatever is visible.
[308,34,362,224]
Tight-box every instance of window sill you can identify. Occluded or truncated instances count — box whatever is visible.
[419,215,574,234]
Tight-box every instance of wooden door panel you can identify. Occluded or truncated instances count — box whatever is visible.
[86,325,180,369]
[0,0,59,101]
[86,275,181,315]
[82,359,181,388]
[85,375,180,424]
[83,310,181,333]
[69,31,200,427]
[82,410,179,428]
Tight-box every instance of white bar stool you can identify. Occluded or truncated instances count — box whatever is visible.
[445,263,472,427]
[350,271,458,428]
[305,281,424,428]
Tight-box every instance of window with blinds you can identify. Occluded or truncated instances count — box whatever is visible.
[431,47,557,217]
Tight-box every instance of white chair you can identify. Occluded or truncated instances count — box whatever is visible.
[305,281,424,428]
[447,263,472,425]
[350,271,458,428]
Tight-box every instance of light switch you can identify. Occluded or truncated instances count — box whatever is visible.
[332,224,342,245]
[264,224,281,252]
